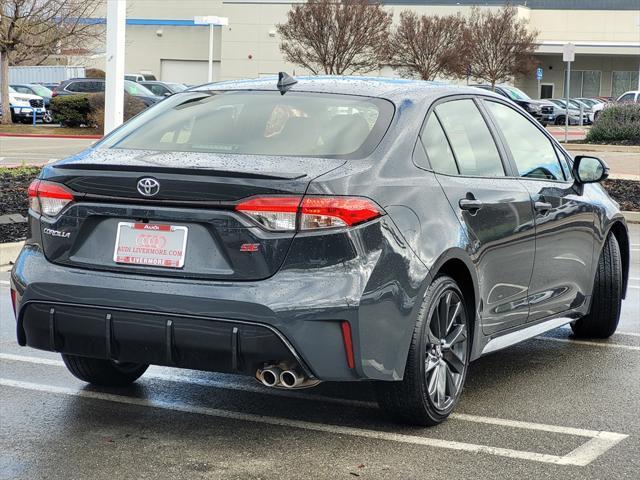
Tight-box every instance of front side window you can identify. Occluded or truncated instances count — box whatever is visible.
[100,91,393,158]
[434,99,505,177]
[485,101,565,181]
[148,84,169,96]
[420,114,457,175]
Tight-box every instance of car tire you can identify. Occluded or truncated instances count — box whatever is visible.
[62,354,148,386]
[571,233,623,338]
[375,275,470,426]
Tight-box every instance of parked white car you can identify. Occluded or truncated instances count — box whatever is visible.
[5,86,46,123]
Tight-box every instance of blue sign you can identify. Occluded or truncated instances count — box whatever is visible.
[536,67,544,81]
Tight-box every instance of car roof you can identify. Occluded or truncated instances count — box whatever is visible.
[191,75,500,103]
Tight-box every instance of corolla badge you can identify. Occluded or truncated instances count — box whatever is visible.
[137,178,160,197]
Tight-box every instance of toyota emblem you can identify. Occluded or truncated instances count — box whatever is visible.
[137,178,160,197]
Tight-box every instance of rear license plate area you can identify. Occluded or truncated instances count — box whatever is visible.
[113,222,188,268]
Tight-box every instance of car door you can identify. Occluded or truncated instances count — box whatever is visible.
[483,99,596,322]
[420,97,536,335]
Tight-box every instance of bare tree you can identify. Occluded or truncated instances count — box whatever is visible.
[277,0,392,75]
[390,11,467,81]
[0,0,103,124]
[465,4,538,88]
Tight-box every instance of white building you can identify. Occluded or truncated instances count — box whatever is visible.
[86,0,640,99]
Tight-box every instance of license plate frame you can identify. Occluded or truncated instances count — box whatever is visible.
[113,222,188,269]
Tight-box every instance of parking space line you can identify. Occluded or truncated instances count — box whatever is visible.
[0,377,628,466]
[0,280,10,286]
[0,352,631,465]
[616,331,640,337]
[535,336,640,350]
[0,353,376,409]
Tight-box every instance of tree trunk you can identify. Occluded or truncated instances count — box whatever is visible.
[0,51,13,125]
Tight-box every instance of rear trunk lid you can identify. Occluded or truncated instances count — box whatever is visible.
[38,148,344,281]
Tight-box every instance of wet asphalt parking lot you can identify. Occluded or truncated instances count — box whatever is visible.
[1,224,639,479]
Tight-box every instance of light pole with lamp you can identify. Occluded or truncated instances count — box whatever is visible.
[194,16,229,83]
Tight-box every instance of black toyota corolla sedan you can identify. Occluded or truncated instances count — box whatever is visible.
[11,75,630,426]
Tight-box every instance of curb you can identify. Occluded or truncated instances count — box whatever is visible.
[623,211,640,224]
[0,240,24,268]
[561,143,640,153]
[0,133,102,140]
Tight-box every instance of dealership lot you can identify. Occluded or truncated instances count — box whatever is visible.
[1,134,638,180]
[0,225,638,479]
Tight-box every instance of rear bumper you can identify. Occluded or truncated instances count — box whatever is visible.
[11,220,426,382]
[18,301,307,378]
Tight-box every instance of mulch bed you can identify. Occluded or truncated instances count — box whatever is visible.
[1,168,639,244]
[0,168,39,243]
[603,179,640,212]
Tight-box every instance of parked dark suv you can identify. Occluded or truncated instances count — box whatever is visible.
[473,84,555,126]
[11,76,629,426]
[52,78,162,106]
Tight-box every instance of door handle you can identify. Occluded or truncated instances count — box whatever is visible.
[459,198,483,212]
[534,201,553,212]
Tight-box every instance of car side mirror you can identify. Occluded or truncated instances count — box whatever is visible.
[573,155,609,184]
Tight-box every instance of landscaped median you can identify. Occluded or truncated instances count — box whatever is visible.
[1,164,639,267]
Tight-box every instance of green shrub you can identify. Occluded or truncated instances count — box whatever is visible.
[86,93,147,131]
[586,103,640,145]
[50,95,91,127]
[50,93,147,131]
[85,68,106,78]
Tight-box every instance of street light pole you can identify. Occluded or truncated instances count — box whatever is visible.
[562,43,575,144]
[194,16,229,84]
[104,0,126,135]
[208,23,214,83]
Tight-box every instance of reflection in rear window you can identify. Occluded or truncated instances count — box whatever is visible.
[101,91,393,158]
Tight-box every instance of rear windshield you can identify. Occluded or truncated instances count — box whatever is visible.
[100,91,393,158]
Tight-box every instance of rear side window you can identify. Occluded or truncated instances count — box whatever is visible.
[618,93,635,102]
[420,114,458,175]
[435,99,505,177]
[485,101,565,181]
[100,91,394,159]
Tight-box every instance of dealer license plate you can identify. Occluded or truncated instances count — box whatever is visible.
[113,222,188,268]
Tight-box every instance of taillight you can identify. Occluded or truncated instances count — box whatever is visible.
[235,195,383,232]
[235,196,300,231]
[28,179,74,217]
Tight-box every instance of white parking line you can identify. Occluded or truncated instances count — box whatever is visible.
[0,377,628,467]
[616,331,640,338]
[0,280,10,286]
[535,336,640,351]
[0,353,375,409]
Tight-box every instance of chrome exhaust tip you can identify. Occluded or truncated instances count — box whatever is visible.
[259,367,282,387]
[280,369,304,388]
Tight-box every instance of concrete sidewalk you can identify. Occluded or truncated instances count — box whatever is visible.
[562,144,640,180]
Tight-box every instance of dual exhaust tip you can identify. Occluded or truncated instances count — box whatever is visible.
[259,366,305,388]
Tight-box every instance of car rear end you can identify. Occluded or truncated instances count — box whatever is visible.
[11,86,405,386]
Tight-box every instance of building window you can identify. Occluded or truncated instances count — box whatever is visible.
[564,70,601,98]
[612,71,640,100]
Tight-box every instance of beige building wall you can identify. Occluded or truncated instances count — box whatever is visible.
[85,1,639,97]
